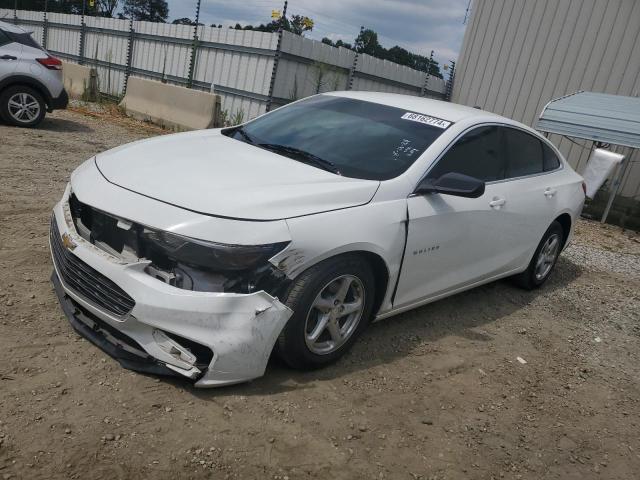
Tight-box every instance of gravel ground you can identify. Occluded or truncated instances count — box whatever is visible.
[1,109,639,480]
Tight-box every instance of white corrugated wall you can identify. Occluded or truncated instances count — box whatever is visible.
[1,9,448,123]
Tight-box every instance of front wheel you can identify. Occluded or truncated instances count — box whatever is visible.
[0,86,46,127]
[277,255,375,370]
[512,221,564,290]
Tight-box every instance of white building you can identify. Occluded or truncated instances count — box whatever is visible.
[452,0,640,227]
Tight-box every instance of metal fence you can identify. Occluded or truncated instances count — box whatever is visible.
[0,7,450,120]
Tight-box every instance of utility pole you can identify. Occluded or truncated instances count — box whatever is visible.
[265,0,287,111]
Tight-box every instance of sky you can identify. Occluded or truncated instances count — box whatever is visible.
[166,0,470,65]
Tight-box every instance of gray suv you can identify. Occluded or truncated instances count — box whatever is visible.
[0,20,68,127]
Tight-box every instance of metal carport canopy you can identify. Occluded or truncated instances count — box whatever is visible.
[536,91,640,148]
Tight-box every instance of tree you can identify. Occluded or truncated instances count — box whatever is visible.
[172,17,194,25]
[96,0,118,17]
[321,37,353,50]
[0,0,121,16]
[354,29,382,56]
[122,0,168,22]
[288,14,313,35]
[247,12,313,35]
[385,45,411,66]
[351,27,443,79]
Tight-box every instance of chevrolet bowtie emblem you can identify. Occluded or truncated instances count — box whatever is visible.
[61,233,77,251]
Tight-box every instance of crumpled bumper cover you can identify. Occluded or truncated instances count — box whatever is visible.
[52,272,182,378]
[49,195,293,387]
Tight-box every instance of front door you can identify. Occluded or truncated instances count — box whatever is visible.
[394,125,513,308]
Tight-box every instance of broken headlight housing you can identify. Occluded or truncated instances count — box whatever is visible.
[143,230,291,295]
[68,192,291,295]
[144,230,289,272]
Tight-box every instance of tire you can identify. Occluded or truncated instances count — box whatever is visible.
[0,85,46,128]
[512,221,564,290]
[277,255,375,370]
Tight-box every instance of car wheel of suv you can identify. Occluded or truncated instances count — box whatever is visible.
[0,85,46,127]
[277,255,375,370]
[512,221,564,290]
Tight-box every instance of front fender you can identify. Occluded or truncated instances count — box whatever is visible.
[272,200,407,315]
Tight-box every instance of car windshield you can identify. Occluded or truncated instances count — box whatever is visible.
[226,95,450,180]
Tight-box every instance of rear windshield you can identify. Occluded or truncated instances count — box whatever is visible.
[2,30,42,50]
[228,95,450,180]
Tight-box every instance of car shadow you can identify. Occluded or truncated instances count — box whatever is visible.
[36,116,94,133]
[174,255,583,398]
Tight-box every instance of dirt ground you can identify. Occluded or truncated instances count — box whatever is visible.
[1,109,640,480]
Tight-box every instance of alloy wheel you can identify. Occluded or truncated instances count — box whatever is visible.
[8,92,41,124]
[534,233,560,280]
[304,274,365,355]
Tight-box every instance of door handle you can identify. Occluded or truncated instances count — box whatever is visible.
[489,197,506,209]
[544,188,557,198]
[0,55,17,60]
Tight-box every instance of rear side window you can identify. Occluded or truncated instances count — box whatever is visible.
[5,31,42,50]
[0,29,11,47]
[427,126,504,182]
[542,142,561,171]
[503,127,544,178]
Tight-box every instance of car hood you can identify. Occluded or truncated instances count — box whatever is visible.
[94,129,379,221]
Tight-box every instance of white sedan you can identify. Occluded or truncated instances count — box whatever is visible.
[50,92,585,387]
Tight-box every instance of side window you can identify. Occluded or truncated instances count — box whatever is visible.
[427,126,504,182]
[503,127,544,178]
[0,30,11,47]
[5,31,41,50]
[542,142,561,171]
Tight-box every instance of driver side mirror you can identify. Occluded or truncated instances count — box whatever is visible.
[415,172,485,198]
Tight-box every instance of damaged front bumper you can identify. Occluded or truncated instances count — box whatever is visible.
[49,199,293,387]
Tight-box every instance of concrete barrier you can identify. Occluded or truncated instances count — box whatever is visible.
[62,61,92,99]
[119,76,222,131]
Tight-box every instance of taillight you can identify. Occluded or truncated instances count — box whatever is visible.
[36,56,62,70]
[581,181,587,196]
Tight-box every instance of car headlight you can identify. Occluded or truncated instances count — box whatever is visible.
[143,229,289,272]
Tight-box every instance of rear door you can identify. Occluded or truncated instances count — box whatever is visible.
[0,28,23,82]
[496,127,563,269]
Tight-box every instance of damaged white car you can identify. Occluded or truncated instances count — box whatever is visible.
[50,92,585,387]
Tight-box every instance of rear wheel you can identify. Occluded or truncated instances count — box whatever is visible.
[277,255,375,369]
[0,85,46,127]
[512,221,564,290]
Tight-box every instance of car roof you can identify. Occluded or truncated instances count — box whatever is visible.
[0,19,29,34]
[325,90,507,124]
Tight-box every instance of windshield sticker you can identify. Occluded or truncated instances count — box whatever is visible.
[401,112,451,129]
[392,139,420,161]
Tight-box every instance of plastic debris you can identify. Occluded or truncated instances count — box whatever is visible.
[517,357,527,364]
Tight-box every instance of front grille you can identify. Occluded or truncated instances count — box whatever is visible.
[50,216,135,316]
